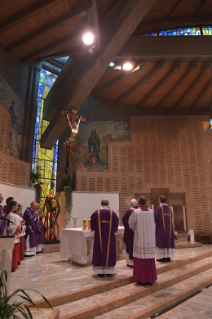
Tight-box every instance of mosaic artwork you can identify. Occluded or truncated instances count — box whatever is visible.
[202,26,212,35]
[0,74,24,158]
[75,121,130,172]
[32,69,59,206]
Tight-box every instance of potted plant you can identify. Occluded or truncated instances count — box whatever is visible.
[0,270,52,318]
[61,175,73,224]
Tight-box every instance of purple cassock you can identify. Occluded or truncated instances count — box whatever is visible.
[23,207,37,248]
[122,206,138,261]
[36,216,45,244]
[91,209,119,268]
[154,205,175,249]
[0,204,4,235]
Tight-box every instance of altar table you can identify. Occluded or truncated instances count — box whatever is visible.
[60,227,125,265]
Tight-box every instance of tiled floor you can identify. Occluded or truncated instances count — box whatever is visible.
[9,245,212,318]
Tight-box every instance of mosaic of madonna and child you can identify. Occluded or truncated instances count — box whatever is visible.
[75,121,130,172]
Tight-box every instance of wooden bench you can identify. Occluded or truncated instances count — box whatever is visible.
[196,232,211,244]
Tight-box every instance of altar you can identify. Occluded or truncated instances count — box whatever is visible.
[60,227,125,265]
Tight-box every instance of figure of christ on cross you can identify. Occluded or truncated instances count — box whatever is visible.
[62,108,86,175]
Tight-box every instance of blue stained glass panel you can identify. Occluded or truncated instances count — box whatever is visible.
[32,68,59,208]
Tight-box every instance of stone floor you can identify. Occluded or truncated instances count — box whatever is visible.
[10,245,212,318]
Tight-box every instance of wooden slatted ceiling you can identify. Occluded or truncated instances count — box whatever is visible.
[0,0,211,62]
[94,61,212,109]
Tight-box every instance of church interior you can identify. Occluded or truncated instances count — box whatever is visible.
[1,0,212,318]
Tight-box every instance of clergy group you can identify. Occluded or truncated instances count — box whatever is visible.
[0,194,45,272]
[91,195,174,284]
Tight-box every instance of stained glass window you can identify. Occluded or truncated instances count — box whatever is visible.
[52,57,69,65]
[202,26,212,35]
[159,27,201,36]
[32,69,58,207]
[141,26,212,36]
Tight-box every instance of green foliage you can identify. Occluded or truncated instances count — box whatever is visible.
[34,184,42,204]
[61,175,73,187]
[0,270,52,319]
[61,175,73,224]
[30,172,41,184]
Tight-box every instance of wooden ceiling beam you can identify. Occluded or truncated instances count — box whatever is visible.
[194,0,208,16]
[0,0,65,34]
[190,77,212,110]
[5,2,92,54]
[91,0,100,51]
[21,34,84,64]
[41,0,156,148]
[156,62,195,108]
[115,61,163,104]
[174,60,211,110]
[93,67,144,94]
[133,16,212,36]
[136,60,181,108]
[117,36,212,60]
[167,0,184,19]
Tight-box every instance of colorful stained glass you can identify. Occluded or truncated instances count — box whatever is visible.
[202,26,212,35]
[32,69,59,208]
[145,32,158,36]
[210,118,212,129]
[159,27,201,36]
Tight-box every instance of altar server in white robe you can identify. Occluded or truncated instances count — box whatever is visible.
[129,196,157,284]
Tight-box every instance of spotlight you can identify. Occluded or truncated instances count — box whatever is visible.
[109,62,115,67]
[123,62,133,71]
[83,32,94,45]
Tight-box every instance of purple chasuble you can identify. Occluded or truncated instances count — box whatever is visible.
[0,204,4,235]
[91,209,119,268]
[154,205,175,249]
[122,206,138,260]
[36,216,45,244]
[23,207,37,248]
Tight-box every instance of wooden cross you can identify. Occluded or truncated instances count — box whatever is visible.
[61,110,86,124]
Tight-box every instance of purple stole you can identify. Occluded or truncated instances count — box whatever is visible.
[91,209,119,268]
[36,215,45,244]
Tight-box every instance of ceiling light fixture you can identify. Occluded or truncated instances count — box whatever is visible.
[123,62,133,71]
[109,62,115,67]
[83,32,94,45]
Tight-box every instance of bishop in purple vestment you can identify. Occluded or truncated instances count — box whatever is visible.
[122,199,138,267]
[23,202,39,256]
[154,195,175,262]
[91,198,119,276]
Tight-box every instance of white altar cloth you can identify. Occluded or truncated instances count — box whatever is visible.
[60,227,125,265]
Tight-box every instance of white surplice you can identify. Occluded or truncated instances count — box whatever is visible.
[129,208,156,259]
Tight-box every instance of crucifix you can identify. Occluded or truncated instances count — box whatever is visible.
[61,108,86,175]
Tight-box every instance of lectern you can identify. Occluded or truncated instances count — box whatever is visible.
[0,235,14,293]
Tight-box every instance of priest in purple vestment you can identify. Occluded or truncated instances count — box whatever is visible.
[0,193,5,235]
[91,198,119,276]
[122,199,138,267]
[154,195,175,262]
[129,196,157,284]
[34,202,45,253]
[23,201,40,256]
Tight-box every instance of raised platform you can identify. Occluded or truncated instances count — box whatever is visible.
[175,240,202,249]
[42,243,60,253]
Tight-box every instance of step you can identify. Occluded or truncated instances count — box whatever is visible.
[95,266,212,319]
[58,256,212,318]
[29,249,212,309]
[157,284,212,319]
